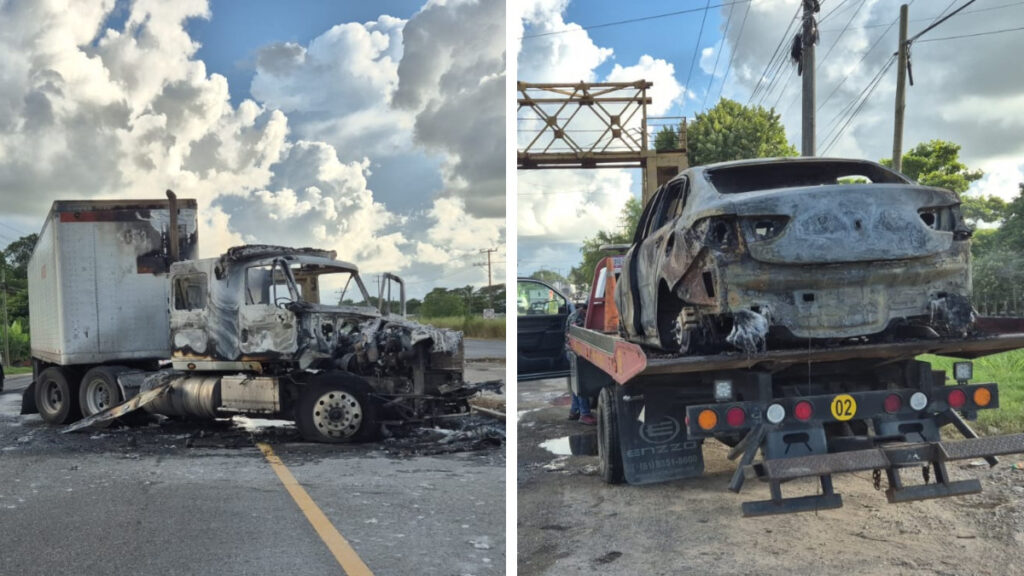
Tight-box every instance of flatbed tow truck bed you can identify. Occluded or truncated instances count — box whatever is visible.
[569,316,1024,384]
[566,316,1024,516]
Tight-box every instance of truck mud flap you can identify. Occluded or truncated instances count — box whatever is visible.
[21,381,37,414]
[61,383,171,434]
[616,387,703,485]
[742,433,1024,517]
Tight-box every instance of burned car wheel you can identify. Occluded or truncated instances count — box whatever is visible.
[80,366,127,419]
[597,386,625,484]
[35,367,81,425]
[296,375,379,443]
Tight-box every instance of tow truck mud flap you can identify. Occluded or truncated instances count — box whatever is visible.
[616,387,703,485]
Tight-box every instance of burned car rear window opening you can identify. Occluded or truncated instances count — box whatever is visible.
[706,159,908,194]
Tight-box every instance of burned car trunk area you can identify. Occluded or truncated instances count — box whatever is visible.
[618,158,975,354]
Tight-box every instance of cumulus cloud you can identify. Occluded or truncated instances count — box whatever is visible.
[716,0,1024,195]
[0,0,505,294]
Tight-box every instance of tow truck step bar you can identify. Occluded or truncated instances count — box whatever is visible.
[740,433,1024,517]
[747,433,1024,481]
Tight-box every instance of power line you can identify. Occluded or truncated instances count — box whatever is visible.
[817,1,1024,32]
[908,0,978,44]
[701,0,738,111]
[714,0,751,105]
[816,8,900,113]
[747,2,802,105]
[683,0,712,105]
[819,55,897,154]
[520,0,753,39]
[819,0,854,24]
[917,24,1024,43]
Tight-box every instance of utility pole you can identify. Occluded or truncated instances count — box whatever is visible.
[800,0,819,156]
[479,248,497,289]
[892,4,910,172]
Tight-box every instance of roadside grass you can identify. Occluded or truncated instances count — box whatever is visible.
[420,316,505,339]
[920,349,1024,433]
[4,365,32,375]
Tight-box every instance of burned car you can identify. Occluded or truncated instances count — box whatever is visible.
[614,157,974,354]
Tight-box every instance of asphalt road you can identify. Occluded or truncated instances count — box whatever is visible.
[0,363,506,576]
[465,339,505,360]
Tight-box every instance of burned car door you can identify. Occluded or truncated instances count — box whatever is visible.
[517,278,574,380]
[622,178,689,349]
[239,259,299,356]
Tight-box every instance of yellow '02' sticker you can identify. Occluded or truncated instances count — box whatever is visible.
[830,394,857,421]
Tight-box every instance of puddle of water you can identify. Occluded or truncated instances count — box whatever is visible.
[540,434,598,456]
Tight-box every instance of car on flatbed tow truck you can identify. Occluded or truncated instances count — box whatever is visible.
[565,157,1024,515]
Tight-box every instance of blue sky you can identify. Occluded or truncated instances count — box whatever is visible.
[0,0,505,300]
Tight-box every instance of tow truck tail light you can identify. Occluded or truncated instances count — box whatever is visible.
[884,394,902,414]
[766,403,785,424]
[698,409,718,431]
[909,392,928,411]
[726,407,746,427]
[948,388,967,409]
[973,387,992,407]
[794,401,813,422]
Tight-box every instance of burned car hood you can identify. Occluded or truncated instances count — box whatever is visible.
[685,184,962,265]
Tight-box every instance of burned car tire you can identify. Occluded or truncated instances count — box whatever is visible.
[35,367,81,425]
[597,386,625,484]
[79,366,127,419]
[296,374,380,443]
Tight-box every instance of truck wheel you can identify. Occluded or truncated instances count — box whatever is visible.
[295,375,379,443]
[598,386,625,484]
[80,366,127,418]
[35,367,81,425]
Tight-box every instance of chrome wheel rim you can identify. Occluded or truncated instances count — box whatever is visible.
[312,390,362,439]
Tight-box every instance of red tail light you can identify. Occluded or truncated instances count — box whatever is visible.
[884,394,902,414]
[726,407,746,427]
[794,401,813,421]
[948,388,967,409]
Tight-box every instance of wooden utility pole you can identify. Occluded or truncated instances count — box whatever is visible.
[892,4,910,172]
[800,0,818,156]
[478,248,498,309]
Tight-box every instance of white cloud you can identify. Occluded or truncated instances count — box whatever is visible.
[606,54,683,115]
[0,0,505,294]
[699,46,716,76]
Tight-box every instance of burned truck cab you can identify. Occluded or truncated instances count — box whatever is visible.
[163,245,470,441]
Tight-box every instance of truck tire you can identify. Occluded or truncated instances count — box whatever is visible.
[79,366,127,418]
[295,374,379,443]
[598,385,625,484]
[35,367,81,425]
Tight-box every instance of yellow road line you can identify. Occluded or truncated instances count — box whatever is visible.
[257,442,374,576]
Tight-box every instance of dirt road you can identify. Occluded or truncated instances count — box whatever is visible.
[518,376,1024,576]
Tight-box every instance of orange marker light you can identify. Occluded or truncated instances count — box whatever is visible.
[698,409,718,431]
[973,387,992,407]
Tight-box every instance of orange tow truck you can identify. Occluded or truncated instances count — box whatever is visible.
[567,256,1024,516]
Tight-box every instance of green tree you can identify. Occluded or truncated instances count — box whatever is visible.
[568,196,642,290]
[653,124,681,152]
[419,287,466,318]
[687,98,798,166]
[3,233,37,276]
[881,140,983,193]
[406,298,422,316]
[961,194,1008,226]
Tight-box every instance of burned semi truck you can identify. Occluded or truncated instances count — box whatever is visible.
[22,195,483,442]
